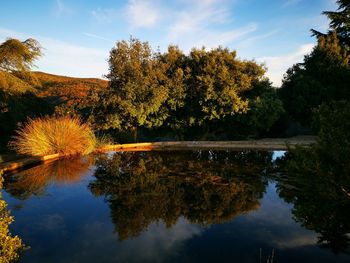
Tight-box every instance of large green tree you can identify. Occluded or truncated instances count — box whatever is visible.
[90,38,281,141]
[183,47,263,126]
[92,38,186,139]
[280,0,350,126]
[279,32,350,124]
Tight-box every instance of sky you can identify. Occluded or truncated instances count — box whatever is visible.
[0,0,337,86]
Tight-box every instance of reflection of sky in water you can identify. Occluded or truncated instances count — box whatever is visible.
[272,150,286,161]
[3,151,350,263]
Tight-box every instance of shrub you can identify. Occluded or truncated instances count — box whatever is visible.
[0,171,23,263]
[10,116,96,156]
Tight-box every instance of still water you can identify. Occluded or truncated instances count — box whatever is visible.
[2,150,350,262]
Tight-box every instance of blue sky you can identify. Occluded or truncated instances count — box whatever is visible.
[0,0,336,86]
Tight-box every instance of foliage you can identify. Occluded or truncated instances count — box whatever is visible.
[279,32,350,124]
[104,38,168,130]
[182,47,254,126]
[0,171,23,263]
[0,38,53,149]
[0,38,42,73]
[9,116,96,156]
[313,100,350,166]
[311,0,350,46]
[33,71,108,116]
[0,71,35,94]
[0,71,53,148]
[89,37,280,140]
[232,82,284,137]
[275,100,350,253]
[276,145,350,253]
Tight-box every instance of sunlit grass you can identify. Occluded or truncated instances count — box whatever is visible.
[10,116,96,156]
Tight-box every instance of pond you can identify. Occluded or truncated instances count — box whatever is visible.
[2,150,350,263]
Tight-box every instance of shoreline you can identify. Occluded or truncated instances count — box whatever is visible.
[0,136,315,174]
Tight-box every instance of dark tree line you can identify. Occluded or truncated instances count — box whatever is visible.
[279,0,350,128]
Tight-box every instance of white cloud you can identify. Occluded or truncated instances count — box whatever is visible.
[71,217,202,262]
[82,32,114,42]
[126,0,159,28]
[0,27,108,79]
[38,38,108,78]
[91,8,118,23]
[167,0,256,52]
[257,43,314,87]
[116,218,202,262]
[236,30,278,49]
[54,0,72,17]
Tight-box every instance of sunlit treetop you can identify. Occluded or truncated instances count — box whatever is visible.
[0,38,42,73]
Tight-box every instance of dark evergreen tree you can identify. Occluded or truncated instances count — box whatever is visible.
[312,0,350,46]
[279,32,350,124]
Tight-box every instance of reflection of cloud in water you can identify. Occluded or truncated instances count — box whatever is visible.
[116,217,202,262]
[245,183,318,249]
[32,213,68,239]
[75,217,202,263]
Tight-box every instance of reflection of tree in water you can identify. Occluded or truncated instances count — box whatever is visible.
[275,148,350,254]
[89,151,271,240]
[4,156,94,200]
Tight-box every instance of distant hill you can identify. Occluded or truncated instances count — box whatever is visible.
[33,71,108,106]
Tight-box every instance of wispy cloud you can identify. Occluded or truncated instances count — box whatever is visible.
[257,43,314,86]
[82,32,113,42]
[166,0,256,51]
[236,30,278,49]
[54,0,72,17]
[91,8,118,23]
[126,0,159,28]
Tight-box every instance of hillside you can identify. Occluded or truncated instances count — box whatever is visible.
[0,71,109,149]
[33,71,108,106]
[0,71,36,94]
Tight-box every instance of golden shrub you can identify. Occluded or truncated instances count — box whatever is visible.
[10,116,96,156]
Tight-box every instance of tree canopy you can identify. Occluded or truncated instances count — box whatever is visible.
[88,37,281,141]
[0,38,42,73]
[279,32,350,124]
[312,0,350,46]
[279,0,350,126]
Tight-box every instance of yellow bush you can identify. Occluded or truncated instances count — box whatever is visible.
[0,171,23,263]
[10,116,96,156]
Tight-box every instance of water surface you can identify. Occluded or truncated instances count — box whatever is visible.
[2,150,350,262]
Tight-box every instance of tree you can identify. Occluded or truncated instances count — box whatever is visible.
[279,32,350,124]
[311,0,350,46]
[280,0,350,126]
[93,38,187,140]
[0,38,49,148]
[0,38,42,73]
[90,38,279,141]
[183,47,265,127]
